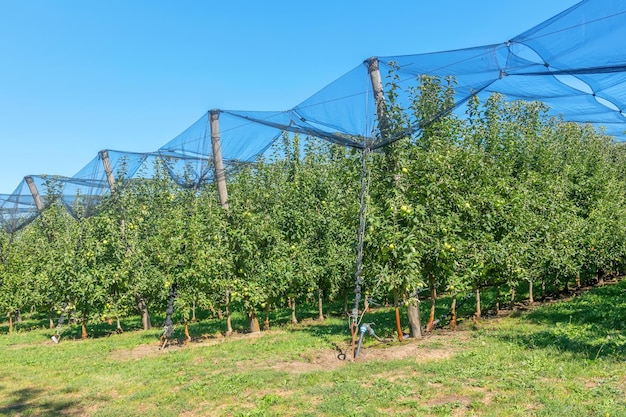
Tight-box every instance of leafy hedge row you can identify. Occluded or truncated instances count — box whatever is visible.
[2,78,625,336]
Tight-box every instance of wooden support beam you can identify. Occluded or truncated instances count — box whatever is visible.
[365,57,388,139]
[24,176,45,213]
[210,109,229,209]
[99,150,116,193]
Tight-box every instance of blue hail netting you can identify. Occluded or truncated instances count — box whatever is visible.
[237,0,626,148]
[0,190,39,233]
[2,0,626,232]
[0,175,109,231]
[74,150,167,185]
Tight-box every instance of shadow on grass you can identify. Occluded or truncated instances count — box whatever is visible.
[524,280,626,332]
[0,387,82,416]
[493,280,626,361]
[0,314,54,335]
[283,307,401,348]
[500,328,625,360]
[56,317,146,341]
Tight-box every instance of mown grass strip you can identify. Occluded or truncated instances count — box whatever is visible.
[1,281,625,416]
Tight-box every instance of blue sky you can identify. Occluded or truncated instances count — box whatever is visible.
[0,0,580,194]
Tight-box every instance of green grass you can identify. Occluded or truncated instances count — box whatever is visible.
[1,282,625,416]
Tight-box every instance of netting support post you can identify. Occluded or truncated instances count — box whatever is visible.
[351,57,387,359]
[210,109,229,210]
[351,145,370,359]
[25,176,45,213]
[366,56,388,135]
[100,150,116,193]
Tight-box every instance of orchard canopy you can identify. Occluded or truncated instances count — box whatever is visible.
[2,0,626,231]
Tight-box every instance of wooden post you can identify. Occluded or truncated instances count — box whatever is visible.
[25,176,45,213]
[210,109,229,209]
[365,57,388,136]
[349,58,388,357]
[99,150,116,192]
[209,111,232,336]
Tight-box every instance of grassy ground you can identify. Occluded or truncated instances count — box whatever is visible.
[1,281,625,416]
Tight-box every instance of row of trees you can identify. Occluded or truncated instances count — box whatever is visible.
[0,136,361,336]
[367,78,626,333]
[2,74,626,339]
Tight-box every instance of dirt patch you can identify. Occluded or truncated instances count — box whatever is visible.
[585,380,598,389]
[426,394,473,407]
[418,384,494,416]
[110,327,467,370]
[355,339,455,362]
[270,349,345,373]
[268,332,464,374]
[112,342,163,361]
[110,331,263,361]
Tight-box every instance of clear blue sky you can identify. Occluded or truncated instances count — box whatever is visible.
[0,0,580,194]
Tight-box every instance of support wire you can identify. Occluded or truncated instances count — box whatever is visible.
[351,145,371,358]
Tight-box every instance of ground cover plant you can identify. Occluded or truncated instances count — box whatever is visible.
[1,279,625,416]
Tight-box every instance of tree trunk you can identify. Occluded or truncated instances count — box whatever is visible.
[475,288,481,320]
[248,311,261,333]
[49,310,54,329]
[426,274,436,331]
[510,287,516,308]
[610,261,615,279]
[263,303,270,330]
[116,315,123,333]
[225,290,233,335]
[137,297,151,330]
[450,294,457,331]
[317,288,324,321]
[576,273,581,289]
[394,288,403,342]
[529,280,534,303]
[395,307,403,342]
[184,321,191,344]
[406,298,422,338]
[343,288,348,317]
[289,297,298,324]
[495,285,500,313]
[191,300,197,322]
[541,280,546,301]
[7,311,13,334]
[81,311,88,339]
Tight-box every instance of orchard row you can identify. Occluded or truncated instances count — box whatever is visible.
[2,77,625,337]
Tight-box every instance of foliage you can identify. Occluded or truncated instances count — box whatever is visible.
[2,66,626,338]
